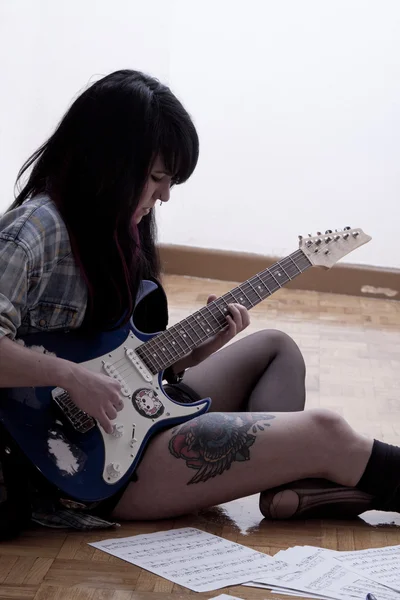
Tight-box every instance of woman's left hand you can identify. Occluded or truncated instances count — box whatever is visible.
[175,295,250,372]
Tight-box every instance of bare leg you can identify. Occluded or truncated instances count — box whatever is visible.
[112,409,373,520]
[182,329,374,519]
[183,330,306,413]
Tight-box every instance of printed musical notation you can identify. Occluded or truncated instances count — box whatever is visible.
[90,527,400,597]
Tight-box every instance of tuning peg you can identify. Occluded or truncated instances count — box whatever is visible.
[308,233,312,237]
[334,235,340,241]
[344,226,351,231]
[315,238,322,245]
[325,236,332,243]
[298,235,303,241]
[352,231,359,237]
[343,233,349,240]
[325,230,332,234]
[317,231,322,236]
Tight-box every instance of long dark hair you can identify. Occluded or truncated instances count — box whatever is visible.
[9,70,199,329]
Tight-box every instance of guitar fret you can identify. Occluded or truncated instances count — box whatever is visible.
[277,261,292,280]
[246,279,263,301]
[151,335,176,363]
[288,255,301,274]
[254,274,272,297]
[163,330,182,359]
[286,255,304,276]
[225,290,240,305]
[261,271,280,293]
[247,282,261,303]
[237,284,254,307]
[225,288,245,306]
[139,330,183,373]
[211,300,230,321]
[168,328,190,354]
[202,306,220,331]
[158,336,181,368]
[183,315,205,342]
[136,345,159,373]
[193,311,216,337]
[268,268,284,287]
[241,281,260,305]
[178,320,197,345]
[145,345,165,371]
[168,324,192,354]
[145,333,176,371]
[293,249,312,271]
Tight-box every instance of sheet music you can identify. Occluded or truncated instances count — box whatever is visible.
[269,586,337,599]
[245,581,335,599]
[90,527,274,593]
[250,545,400,600]
[331,544,400,592]
[208,595,245,600]
[90,527,400,597]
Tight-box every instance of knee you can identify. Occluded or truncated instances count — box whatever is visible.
[307,408,349,439]
[257,329,306,376]
[305,408,358,479]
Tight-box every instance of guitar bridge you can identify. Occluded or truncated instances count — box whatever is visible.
[51,387,95,433]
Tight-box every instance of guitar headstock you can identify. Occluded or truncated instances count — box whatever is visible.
[299,227,372,269]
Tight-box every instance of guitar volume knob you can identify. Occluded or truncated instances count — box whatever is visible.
[106,462,121,478]
[111,424,124,438]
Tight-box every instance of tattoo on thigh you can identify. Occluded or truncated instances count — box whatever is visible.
[168,413,275,484]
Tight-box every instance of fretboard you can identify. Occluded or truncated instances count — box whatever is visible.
[135,248,312,374]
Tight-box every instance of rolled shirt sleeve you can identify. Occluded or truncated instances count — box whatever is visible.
[0,238,29,340]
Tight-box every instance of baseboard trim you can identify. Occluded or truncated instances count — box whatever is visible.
[159,244,400,300]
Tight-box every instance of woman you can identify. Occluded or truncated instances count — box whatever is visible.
[0,70,398,536]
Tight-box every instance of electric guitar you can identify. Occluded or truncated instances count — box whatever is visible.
[0,228,371,502]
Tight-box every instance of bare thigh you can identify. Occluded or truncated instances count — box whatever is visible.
[112,409,372,521]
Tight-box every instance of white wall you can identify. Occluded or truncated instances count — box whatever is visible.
[0,0,170,210]
[1,0,399,268]
[160,0,400,268]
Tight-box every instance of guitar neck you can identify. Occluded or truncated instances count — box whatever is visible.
[136,248,312,374]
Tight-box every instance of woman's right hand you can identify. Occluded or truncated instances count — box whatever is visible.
[63,364,124,434]
[0,337,124,435]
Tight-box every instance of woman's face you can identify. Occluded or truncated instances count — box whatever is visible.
[133,156,172,224]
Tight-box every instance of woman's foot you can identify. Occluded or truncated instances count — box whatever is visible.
[259,478,375,520]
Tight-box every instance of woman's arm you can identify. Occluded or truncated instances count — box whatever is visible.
[0,336,123,434]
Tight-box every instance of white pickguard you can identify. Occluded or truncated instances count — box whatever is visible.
[77,330,209,484]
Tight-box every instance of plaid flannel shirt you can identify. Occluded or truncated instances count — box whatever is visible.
[0,196,117,531]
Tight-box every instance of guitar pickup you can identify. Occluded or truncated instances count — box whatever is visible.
[125,348,152,382]
[101,362,132,397]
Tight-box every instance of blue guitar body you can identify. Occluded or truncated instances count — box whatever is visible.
[0,281,211,502]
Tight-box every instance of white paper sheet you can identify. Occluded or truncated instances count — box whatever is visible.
[270,586,338,599]
[90,527,275,593]
[208,595,245,600]
[245,581,335,600]
[250,545,399,600]
[332,544,400,592]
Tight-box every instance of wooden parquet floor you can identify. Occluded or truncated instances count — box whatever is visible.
[2,274,400,600]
